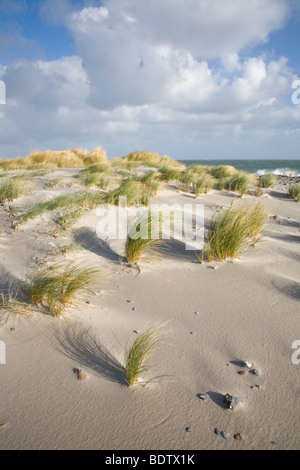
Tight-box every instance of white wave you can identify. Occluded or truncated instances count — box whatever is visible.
[256,168,300,177]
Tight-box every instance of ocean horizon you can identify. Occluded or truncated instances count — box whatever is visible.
[177,159,300,176]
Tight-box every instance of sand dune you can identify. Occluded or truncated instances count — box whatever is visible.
[0,169,299,450]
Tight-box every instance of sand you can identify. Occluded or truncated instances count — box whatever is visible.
[0,169,299,450]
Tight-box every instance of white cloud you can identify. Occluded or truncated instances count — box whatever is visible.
[64,0,291,111]
[96,0,288,57]
[71,6,109,31]
[0,0,299,159]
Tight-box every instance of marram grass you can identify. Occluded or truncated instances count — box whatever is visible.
[21,263,102,317]
[124,324,166,386]
[125,209,164,266]
[288,183,300,202]
[0,147,107,170]
[209,165,237,179]
[0,175,29,202]
[227,172,257,196]
[192,175,215,197]
[0,291,32,318]
[77,163,111,188]
[259,174,277,188]
[201,200,268,262]
[19,191,105,222]
[104,177,158,207]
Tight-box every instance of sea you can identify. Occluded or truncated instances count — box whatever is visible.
[178,159,300,177]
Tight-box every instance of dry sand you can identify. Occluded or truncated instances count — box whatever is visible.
[0,169,299,450]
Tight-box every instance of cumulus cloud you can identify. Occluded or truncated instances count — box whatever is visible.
[0,0,299,159]
[64,0,291,110]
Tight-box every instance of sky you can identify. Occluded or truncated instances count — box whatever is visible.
[0,0,300,160]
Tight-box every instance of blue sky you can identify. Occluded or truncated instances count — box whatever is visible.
[0,0,300,160]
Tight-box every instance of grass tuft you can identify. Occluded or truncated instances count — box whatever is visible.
[0,175,29,202]
[288,183,300,202]
[259,174,277,188]
[0,147,107,170]
[226,172,257,196]
[19,191,105,223]
[124,324,166,386]
[0,291,32,317]
[21,263,102,317]
[201,200,268,262]
[125,209,164,266]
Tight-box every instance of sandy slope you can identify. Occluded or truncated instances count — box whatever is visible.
[0,170,299,450]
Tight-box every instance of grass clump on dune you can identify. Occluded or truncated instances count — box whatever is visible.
[209,165,237,179]
[109,158,141,171]
[125,209,164,266]
[133,172,161,201]
[178,166,215,195]
[54,208,86,230]
[0,291,32,317]
[124,150,162,165]
[0,175,29,202]
[0,147,107,170]
[46,177,63,189]
[226,172,257,196]
[201,200,268,262]
[21,263,102,317]
[192,176,215,197]
[288,183,300,202]
[19,191,105,223]
[77,163,111,188]
[124,324,166,387]
[158,166,184,183]
[259,174,277,188]
[104,176,158,207]
[122,150,186,172]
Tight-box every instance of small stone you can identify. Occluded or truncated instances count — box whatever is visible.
[251,369,260,376]
[234,433,243,441]
[132,307,135,311]
[133,330,139,334]
[209,265,219,270]
[10,328,15,332]
[221,431,229,440]
[237,371,246,375]
[185,427,191,433]
[0,424,7,430]
[197,393,210,401]
[214,428,221,435]
[224,394,239,410]
[127,300,132,303]
[195,312,200,315]
[244,361,253,369]
[76,369,87,381]
[250,384,261,390]
[85,301,92,305]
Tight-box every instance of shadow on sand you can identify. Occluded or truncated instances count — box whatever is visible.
[55,326,127,385]
[272,280,300,301]
[268,190,289,200]
[0,267,26,302]
[74,227,120,264]
[207,391,227,409]
[156,238,201,263]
